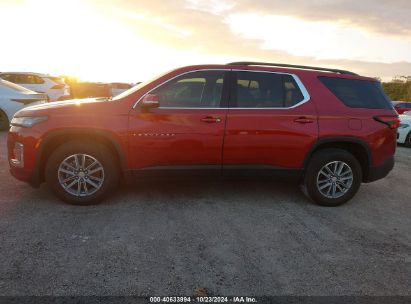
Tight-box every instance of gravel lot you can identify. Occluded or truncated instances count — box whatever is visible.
[0,130,410,296]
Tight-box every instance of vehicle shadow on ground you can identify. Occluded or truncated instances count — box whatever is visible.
[15,179,310,209]
[111,179,310,207]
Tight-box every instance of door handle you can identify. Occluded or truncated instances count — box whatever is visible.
[294,117,314,124]
[201,116,222,123]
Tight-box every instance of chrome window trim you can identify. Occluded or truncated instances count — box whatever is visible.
[132,69,229,109]
[132,68,311,110]
[159,107,228,109]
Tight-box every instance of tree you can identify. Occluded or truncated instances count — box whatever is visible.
[382,78,411,101]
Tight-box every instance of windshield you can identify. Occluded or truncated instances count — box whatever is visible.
[0,79,34,93]
[112,69,174,101]
[112,82,146,100]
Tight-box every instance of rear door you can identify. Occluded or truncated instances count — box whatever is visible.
[223,70,318,171]
[128,70,229,172]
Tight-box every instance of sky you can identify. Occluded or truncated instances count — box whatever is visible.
[1,0,411,83]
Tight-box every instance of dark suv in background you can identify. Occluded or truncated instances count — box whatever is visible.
[8,62,399,206]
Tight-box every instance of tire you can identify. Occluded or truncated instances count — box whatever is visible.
[302,148,362,207]
[405,132,411,148]
[0,110,9,131]
[45,141,120,205]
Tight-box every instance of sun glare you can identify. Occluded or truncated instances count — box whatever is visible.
[226,13,411,64]
[1,0,410,81]
[5,0,144,81]
[0,0,172,82]
[0,0,239,82]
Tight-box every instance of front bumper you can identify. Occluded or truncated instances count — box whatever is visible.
[8,127,42,188]
[364,156,394,183]
[9,167,40,187]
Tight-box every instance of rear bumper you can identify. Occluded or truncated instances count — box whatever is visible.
[365,156,394,183]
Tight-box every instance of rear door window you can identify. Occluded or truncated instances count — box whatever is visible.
[232,71,305,108]
[319,77,393,109]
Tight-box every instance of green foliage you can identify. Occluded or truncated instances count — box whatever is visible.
[382,82,411,101]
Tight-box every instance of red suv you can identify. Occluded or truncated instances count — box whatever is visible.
[8,62,399,206]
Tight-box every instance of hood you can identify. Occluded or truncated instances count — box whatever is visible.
[15,97,111,117]
[25,97,109,110]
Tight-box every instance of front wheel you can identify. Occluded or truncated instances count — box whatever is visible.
[302,148,362,207]
[45,141,120,205]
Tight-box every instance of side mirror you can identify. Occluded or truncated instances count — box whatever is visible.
[140,93,160,109]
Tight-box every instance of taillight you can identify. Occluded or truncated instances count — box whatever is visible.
[373,115,401,129]
[51,84,65,90]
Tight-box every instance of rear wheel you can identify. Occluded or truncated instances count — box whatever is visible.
[302,148,362,207]
[0,110,9,131]
[45,141,120,205]
[405,132,411,148]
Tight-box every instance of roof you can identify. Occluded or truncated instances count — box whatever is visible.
[227,61,358,76]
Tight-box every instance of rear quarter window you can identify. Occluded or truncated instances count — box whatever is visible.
[319,77,393,109]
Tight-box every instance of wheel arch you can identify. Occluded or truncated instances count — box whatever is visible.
[35,129,128,184]
[0,108,11,127]
[303,137,371,182]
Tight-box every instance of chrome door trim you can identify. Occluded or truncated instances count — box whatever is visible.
[132,68,311,110]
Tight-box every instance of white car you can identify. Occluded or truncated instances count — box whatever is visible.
[397,114,411,147]
[0,72,70,102]
[109,82,133,97]
[0,79,47,130]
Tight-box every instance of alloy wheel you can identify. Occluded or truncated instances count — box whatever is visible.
[57,154,105,197]
[316,161,354,199]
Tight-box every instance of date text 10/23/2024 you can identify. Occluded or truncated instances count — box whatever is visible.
[149,296,257,303]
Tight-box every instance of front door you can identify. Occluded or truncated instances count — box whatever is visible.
[128,70,229,172]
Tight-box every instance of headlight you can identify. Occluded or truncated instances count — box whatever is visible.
[11,116,48,128]
[399,123,410,129]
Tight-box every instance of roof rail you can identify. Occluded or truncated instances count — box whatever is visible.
[227,62,358,76]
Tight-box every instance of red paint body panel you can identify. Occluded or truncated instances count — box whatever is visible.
[128,108,227,168]
[7,64,398,187]
[223,102,318,168]
[303,72,397,166]
[8,99,130,183]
